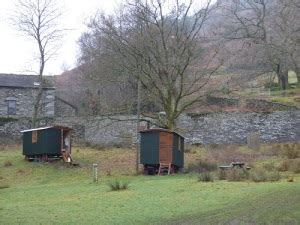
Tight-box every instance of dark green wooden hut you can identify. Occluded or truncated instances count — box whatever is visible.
[140,129,184,174]
[21,126,72,161]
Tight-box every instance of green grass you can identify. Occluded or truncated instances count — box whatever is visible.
[233,71,300,107]
[1,147,300,225]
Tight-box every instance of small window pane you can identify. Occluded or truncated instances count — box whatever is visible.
[32,131,37,143]
[7,100,16,115]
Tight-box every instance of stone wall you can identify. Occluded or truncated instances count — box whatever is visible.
[1,110,299,145]
[178,110,300,144]
[0,117,54,139]
[55,116,142,146]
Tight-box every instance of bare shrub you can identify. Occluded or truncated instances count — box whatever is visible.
[218,170,226,180]
[266,171,281,182]
[284,146,300,159]
[250,169,281,182]
[278,159,300,173]
[278,160,290,172]
[226,169,249,181]
[4,161,12,167]
[187,160,218,173]
[262,161,276,171]
[209,146,253,164]
[289,159,300,173]
[250,169,268,182]
[198,172,214,182]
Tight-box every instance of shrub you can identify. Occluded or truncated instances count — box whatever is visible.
[0,184,9,189]
[187,160,218,173]
[285,148,299,159]
[250,169,281,182]
[226,169,249,181]
[198,172,214,182]
[108,180,129,191]
[3,161,12,167]
[278,159,300,173]
[281,144,299,159]
[289,159,300,173]
[218,170,226,180]
[250,169,268,182]
[268,171,281,182]
[262,161,276,171]
[278,160,290,172]
[198,160,218,172]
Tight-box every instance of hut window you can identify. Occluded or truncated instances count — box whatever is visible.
[178,137,182,151]
[32,131,37,143]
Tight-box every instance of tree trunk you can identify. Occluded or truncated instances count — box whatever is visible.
[276,63,289,90]
[278,72,288,90]
[295,67,300,85]
[32,74,43,128]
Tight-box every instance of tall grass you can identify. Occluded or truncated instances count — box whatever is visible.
[108,180,130,191]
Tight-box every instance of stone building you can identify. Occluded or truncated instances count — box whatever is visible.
[0,73,77,118]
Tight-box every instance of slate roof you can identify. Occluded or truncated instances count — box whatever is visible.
[0,73,55,89]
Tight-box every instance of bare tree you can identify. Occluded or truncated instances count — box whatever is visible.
[78,0,223,130]
[220,0,300,90]
[12,0,64,127]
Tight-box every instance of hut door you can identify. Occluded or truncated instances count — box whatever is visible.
[159,132,173,163]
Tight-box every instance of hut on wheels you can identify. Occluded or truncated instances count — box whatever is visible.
[140,129,184,175]
[21,126,73,163]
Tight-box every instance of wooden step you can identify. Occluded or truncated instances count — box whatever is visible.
[158,163,171,175]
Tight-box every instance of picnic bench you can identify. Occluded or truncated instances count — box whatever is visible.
[219,162,251,170]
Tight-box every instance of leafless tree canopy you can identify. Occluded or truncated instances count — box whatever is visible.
[78,0,223,129]
[12,0,64,127]
[76,0,299,128]
[219,0,300,89]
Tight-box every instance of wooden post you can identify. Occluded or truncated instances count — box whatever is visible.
[92,163,98,182]
[136,79,141,173]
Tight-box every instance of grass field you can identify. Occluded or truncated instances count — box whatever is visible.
[1,144,300,225]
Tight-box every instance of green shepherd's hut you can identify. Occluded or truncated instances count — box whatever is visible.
[21,126,73,162]
[140,129,184,175]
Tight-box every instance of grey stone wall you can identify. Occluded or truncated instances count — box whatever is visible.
[178,110,300,144]
[85,116,138,146]
[1,110,299,145]
[0,117,54,139]
[80,110,300,145]
[0,87,55,117]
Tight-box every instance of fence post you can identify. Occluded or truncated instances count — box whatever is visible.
[92,163,98,182]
